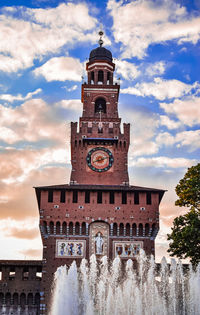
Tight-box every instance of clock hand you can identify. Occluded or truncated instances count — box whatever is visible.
[93,156,109,163]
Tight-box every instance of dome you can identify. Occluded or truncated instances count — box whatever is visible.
[89,46,112,62]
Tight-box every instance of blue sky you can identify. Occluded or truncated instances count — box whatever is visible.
[0,0,199,261]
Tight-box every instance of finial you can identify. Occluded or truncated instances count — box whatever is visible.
[98,30,104,47]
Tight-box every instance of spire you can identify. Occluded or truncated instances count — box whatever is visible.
[98,30,104,47]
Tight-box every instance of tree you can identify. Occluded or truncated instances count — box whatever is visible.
[175,163,200,211]
[167,163,200,266]
[167,210,200,266]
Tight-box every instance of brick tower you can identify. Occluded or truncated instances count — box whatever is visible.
[35,32,165,314]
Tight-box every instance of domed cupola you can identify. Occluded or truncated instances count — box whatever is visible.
[89,31,112,62]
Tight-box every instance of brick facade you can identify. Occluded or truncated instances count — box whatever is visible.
[0,43,165,315]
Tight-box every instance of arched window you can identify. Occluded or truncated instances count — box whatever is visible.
[82,222,86,235]
[0,293,3,306]
[113,223,117,236]
[56,221,60,235]
[126,223,130,236]
[119,223,124,236]
[13,293,18,306]
[27,293,33,306]
[95,97,106,113]
[62,222,67,235]
[132,223,137,236]
[5,292,11,306]
[98,70,104,84]
[107,72,110,84]
[69,222,73,235]
[75,222,80,235]
[145,223,150,236]
[49,221,54,234]
[43,221,47,234]
[139,223,143,236]
[91,71,94,84]
[20,293,26,307]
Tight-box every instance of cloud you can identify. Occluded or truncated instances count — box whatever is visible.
[34,57,83,82]
[160,96,200,126]
[67,85,78,92]
[20,249,42,258]
[0,88,42,103]
[55,99,82,111]
[0,98,73,144]
[159,115,182,130]
[121,78,199,100]
[0,3,97,72]
[5,226,39,240]
[132,156,197,169]
[107,0,200,59]
[145,61,166,77]
[115,59,140,80]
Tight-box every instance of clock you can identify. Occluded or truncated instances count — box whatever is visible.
[86,147,114,172]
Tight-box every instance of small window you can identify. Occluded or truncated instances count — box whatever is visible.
[9,271,15,280]
[48,190,53,203]
[97,191,102,204]
[85,191,90,203]
[109,191,115,204]
[36,272,42,279]
[0,271,2,281]
[146,192,152,205]
[60,190,66,203]
[122,191,127,204]
[72,191,78,203]
[134,192,139,204]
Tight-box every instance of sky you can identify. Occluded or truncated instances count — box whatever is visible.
[0,0,199,262]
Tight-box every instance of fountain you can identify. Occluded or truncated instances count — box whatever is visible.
[50,250,200,315]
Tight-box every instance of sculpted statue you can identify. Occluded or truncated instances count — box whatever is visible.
[95,232,104,254]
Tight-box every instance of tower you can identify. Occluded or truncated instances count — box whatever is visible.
[35,32,165,314]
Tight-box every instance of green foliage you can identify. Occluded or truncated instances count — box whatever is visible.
[167,210,200,266]
[175,163,200,210]
[168,163,200,266]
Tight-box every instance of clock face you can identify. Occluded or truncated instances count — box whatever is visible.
[86,147,114,172]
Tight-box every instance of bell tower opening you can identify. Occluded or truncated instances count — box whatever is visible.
[95,97,106,113]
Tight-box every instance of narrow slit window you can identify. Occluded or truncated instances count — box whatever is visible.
[122,191,127,204]
[109,191,115,204]
[85,191,90,203]
[97,191,102,204]
[134,192,139,204]
[60,190,66,203]
[48,190,53,203]
[72,191,78,203]
[146,192,152,205]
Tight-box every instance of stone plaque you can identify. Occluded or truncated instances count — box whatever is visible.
[56,240,86,258]
[113,241,143,258]
[89,222,109,257]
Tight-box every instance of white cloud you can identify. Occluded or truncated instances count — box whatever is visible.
[121,78,199,100]
[0,88,42,103]
[145,61,166,77]
[34,57,83,82]
[160,96,200,126]
[132,156,197,169]
[115,59,140,80]
[159,115,182,129]
[107,0,200,59]
[55,99,82,111]
[0,3,97,72]
[156,130,200,151]
[67,85,78,92]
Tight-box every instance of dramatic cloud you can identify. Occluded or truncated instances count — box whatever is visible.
[34,57,83,82]
[160,96,200,126]
[145,61,166,77]
[132,156,197,169]
[107,0,200,58]
[115,60,140,80]
[0,3,97,72]
[121,78,199,100]
[0,88,42,103]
